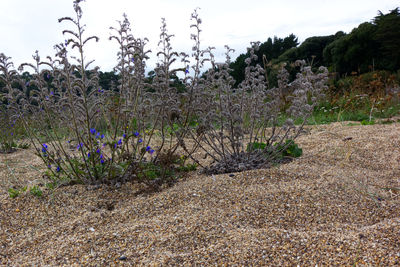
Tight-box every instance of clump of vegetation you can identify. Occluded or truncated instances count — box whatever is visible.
[0,0,328,190]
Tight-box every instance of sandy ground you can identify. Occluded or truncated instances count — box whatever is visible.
[1,121,399,266]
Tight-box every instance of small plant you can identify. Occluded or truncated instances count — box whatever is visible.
[29,185,43,197]
[7,186,27,199]
[361,119,375,125]
[8,188,20,198]
[247,139,303,160]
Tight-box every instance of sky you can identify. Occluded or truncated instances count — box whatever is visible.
[0,0,399,73]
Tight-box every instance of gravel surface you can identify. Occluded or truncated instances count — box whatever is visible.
[1,121,399,266]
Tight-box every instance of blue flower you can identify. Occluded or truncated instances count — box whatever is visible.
[65,40,68,46]
[138,138,143,143]
[101,134,105,139]
[131,58,134,63]
[42,143,48,153]
[123,134,127,139]
[185,68,189,74]
[77,143,83,150]
[100,154,103,159]
[149,149,155,154]
[56,166,61,172]
[87,152,91,158]
[134,131,139,137]
[118,139,122,145]
[90,128,96,135]
[96,148,101,154]
[47,74,51,79]
[96,132,100,139]
[100,159,105,164]
[146,146,151,152]
[50,91,54,96]
[47,164,51,169]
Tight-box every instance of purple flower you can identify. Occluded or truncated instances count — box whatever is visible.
[123,134,126,139]
[87,152,91,158]
[42,143,48,153]
[134,131,139,137]
[96,148,101,154]
[149,149,155,154]
[47,74,51,79]
[56,166,61,172]
[118,139,122,145]
[146,146,151,152]
[65,40,68,46]
[100,159,105,164]
[11,132,13,136]
[101,134,105,139]
[47,164,51,169]
[185,68,189,74]
[77,143,83,150]
[90,128,96,135]
[100,154,103,159]
[138,138,143,143]
[131,58,134,63]
[50,91,54,96]
[26,82,30,86]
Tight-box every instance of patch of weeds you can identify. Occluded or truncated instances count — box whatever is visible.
[247,139,303,159]
[8,188,20,198]
[346,122,360,126]
[45,182,57,190]
[7,186,27,199]
[29,185,43,197]
[177,163,197,172]
[361,119,375,125]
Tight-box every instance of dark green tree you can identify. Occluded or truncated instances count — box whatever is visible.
[373,8,400,71]
[229,34,299,86]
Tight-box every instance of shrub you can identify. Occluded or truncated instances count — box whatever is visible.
[189,45,327,174]
[0,0,329,186]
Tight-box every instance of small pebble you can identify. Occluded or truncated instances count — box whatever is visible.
[229,174,235,177]
[119,255,127,261]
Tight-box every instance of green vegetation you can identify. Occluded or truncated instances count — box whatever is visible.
[0,1,399,198]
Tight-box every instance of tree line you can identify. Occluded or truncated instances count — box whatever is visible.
[230,7,400,85]
[1,8,399,94]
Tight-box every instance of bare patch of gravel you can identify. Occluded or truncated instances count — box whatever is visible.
[1,121,399,265]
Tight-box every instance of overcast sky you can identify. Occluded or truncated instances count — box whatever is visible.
[0,0,398,73]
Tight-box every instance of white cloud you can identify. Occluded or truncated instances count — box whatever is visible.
[0,0,398,72]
